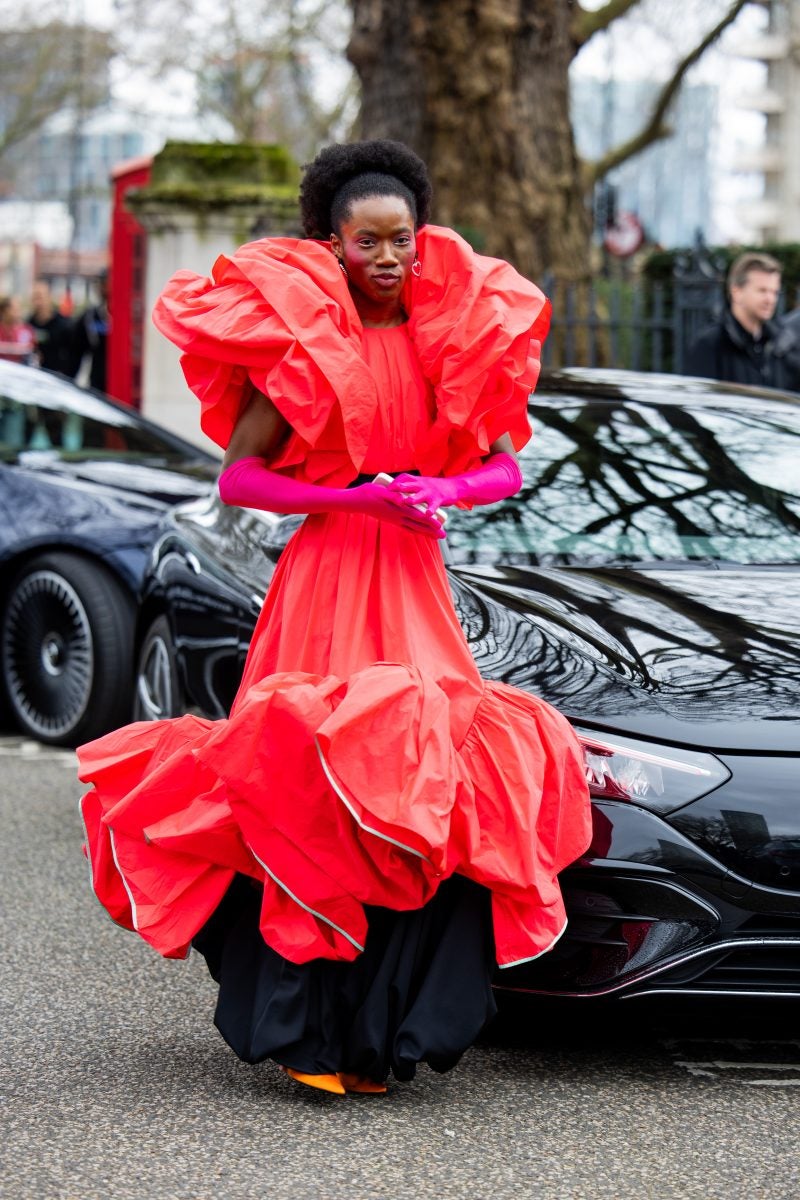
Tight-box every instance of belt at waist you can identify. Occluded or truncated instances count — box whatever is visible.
[347,469,419,488]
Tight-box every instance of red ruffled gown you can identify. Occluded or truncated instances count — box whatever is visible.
[77,226,591,1080]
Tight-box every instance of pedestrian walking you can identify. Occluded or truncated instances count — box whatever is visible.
[685,251,789,389]
[77,140,591,1096]
[27,279,73,375]
[71,270,110,391]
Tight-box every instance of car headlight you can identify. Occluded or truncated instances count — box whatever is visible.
[574,728,731,815]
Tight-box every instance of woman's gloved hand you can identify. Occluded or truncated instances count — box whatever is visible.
[218,457,446,539]
[387,452,523,516]
[346,482,446,537]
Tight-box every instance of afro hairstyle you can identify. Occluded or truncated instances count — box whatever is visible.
[299,139,433,238]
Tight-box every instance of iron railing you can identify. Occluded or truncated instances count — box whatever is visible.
[541,236,734,375]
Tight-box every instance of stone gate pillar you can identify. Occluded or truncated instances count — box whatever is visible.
[128,141,300,451]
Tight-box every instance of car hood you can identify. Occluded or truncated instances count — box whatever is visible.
[449,562,800,753]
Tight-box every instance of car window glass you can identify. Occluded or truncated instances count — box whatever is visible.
[0,375,190,463]
[446,397,800,566]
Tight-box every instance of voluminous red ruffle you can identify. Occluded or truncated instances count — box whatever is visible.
[78,663,590,969]
[151,226,550,484]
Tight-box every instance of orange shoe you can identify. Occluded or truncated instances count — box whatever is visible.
[337,1073,388,1095]
[283,1067,346,1095]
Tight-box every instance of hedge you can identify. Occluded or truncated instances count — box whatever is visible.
[643,242,800,307]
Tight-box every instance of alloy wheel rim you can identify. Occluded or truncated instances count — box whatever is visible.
[136,634,172,720]
[2,570,94,738]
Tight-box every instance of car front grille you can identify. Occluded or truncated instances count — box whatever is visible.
[495,873,720,995]
[494,871,800,999]
[643,937,800,997]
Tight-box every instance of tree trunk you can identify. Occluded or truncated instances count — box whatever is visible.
[347,0,590,280]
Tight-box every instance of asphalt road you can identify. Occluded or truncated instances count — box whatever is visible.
[1,735,799,1200]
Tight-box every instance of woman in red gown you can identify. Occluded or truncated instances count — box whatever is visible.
[78,140,591,1095]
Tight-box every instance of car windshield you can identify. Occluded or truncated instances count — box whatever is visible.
[0,368,200,464]
[446,394,800,566]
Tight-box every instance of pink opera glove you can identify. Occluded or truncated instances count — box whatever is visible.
[387,452,523,515]
[217,456,446,539]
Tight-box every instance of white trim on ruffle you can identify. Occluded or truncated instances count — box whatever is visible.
[496,915,569,969]
[314,736,434,865]
[78,792,98,902]
[107,826,140,933]
[247,843,365,954]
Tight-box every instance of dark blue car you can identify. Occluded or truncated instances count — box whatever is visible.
[0,360,218,745]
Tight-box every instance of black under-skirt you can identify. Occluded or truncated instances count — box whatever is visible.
[192,874,498,1082]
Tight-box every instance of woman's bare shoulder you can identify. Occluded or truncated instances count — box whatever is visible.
[223,388,289,467]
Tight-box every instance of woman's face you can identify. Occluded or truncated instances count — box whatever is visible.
[330,194,416,311]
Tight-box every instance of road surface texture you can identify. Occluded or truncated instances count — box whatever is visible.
[1,736,798,1200]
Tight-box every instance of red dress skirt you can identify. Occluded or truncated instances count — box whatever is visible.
[78,322,591,1080]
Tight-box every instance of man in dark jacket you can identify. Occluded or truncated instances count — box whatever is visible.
[685,252,788,389]
[27,279,73,375]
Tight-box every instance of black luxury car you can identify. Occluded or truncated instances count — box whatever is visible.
[133,368,800,1000]
[0,360,218,745]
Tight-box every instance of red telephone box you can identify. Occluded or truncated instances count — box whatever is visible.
[107,155,152,407]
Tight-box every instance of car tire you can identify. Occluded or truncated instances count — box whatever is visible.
[133,615,183,722]
[1,552,134,746]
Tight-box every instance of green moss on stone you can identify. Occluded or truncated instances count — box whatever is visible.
[128,142,302,220]
[150,141,300,187]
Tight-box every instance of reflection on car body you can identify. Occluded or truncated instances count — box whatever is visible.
[134,369,800,1000]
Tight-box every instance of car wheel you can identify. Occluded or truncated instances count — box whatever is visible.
[133,615,182,721]
[1,552,134,746]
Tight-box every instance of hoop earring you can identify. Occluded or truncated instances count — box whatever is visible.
[337,259,348,276]
[411,256,422,278]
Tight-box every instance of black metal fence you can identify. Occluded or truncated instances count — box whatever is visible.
[541,239,730,375]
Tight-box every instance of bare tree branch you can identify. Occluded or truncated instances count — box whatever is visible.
[571,0,645,48]
[0,22,112,162]
[581,0,751,188]
[116,0,353,154]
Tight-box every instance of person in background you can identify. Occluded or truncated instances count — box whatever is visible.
[27,279,73,375]
[0,296,35,365]
[71,270,110,392]
[685,251,788,389]
[772,303,800,393]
